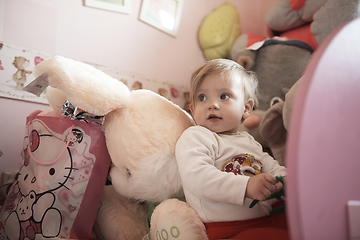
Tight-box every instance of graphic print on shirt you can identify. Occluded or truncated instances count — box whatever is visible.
[222,153,263,176]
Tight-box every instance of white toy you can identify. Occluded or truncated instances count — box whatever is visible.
[33,56,208,240]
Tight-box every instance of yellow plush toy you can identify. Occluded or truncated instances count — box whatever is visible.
[198,2,241,60]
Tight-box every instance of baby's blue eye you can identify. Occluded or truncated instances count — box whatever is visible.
[220,94,230,100]
[198,95,207,101]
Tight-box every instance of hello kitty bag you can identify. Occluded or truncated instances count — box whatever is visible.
[0,109,111,240]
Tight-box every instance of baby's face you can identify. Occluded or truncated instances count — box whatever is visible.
[190,73,248,134]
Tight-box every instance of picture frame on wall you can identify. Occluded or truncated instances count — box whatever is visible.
[139,0,184,37]
[84,0,131,14]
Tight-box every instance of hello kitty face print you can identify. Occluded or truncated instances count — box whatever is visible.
[18,122,79,197]
[0,118,97,240]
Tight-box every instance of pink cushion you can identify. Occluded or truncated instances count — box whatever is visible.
[286,17,360,240]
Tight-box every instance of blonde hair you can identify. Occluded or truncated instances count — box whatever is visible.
[190,59,258,107]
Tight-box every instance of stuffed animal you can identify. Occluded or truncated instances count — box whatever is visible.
[148,198,208,239]
[198,2,241,60]
[230,0,360,111]
[33,56,197,240]
[259,78,302,166]
[231,35,312,111]
[265,0,360,51]
[93,185,149,240]
[12,56,32,90]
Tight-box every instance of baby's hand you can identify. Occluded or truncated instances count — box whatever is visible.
[245,173,280,201]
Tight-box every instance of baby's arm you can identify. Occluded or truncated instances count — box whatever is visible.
[245,137,286,201]
[176,127,250,205]
[245,173,282,201]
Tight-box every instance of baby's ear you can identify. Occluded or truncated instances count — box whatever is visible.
[243,99,254,119]
[189,103,195,115]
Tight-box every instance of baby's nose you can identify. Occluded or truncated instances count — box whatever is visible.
[208,100,220,109]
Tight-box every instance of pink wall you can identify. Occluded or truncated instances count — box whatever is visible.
[0,0,278,172]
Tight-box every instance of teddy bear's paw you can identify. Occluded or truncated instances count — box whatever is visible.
[242,113,261,129]
[265,0,308,31]
[4,212,20,240]
[41,208,62,237]
[150,199,208,240]
[311,0,360,46]
[94,185,148,240]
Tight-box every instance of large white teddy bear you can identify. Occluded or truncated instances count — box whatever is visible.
[33,56,208,240]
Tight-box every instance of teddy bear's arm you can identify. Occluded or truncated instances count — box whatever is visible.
[311,0,360,46]
[33,192,55,222]
[265,0,328,32]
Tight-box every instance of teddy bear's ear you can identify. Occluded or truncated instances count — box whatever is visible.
[34,56,131,116]
[260,102,287,165]
[236,55,254,71]
[260,102,287,146]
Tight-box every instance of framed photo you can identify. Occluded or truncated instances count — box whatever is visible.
[139,0,184,37]
[84,0,131,14]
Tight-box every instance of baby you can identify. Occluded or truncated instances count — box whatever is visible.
[175,59,289,239]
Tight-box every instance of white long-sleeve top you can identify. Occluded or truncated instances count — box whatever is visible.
[175,126,287,223]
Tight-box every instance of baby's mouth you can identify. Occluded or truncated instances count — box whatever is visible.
[208,114,222,120]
